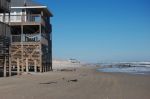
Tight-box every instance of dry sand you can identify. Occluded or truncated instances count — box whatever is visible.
[0,67,150,99]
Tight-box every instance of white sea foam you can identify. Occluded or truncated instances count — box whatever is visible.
[98,67,150,74]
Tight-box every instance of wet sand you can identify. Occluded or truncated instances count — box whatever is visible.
[0,67,150,99]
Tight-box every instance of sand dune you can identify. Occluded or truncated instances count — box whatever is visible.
[52,59,81,69]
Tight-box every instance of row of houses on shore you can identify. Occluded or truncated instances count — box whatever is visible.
[0,0,53,77]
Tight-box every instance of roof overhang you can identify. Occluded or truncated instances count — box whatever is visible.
[11,6,53,17]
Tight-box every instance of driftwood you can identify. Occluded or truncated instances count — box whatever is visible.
[68,79,78,82]
[40,81,57,85]
[59,69,76,72]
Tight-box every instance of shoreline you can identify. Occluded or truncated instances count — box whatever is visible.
[0,66,150,99]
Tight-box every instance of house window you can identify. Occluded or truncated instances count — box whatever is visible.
[10,12,16,22]
[10,9,22,22]
[16,12,22,22]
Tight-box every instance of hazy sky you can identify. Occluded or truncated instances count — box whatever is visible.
[36,0,150,62]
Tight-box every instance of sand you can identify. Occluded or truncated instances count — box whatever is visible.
[0,67,150,99]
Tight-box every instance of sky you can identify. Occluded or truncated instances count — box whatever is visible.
[36,0,150,62]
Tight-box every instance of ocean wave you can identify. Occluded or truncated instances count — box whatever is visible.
[98,67,150,75]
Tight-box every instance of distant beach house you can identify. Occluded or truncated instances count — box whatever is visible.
[0,0,53,76]
[69,59,80,63]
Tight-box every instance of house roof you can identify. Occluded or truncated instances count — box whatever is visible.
[11,0,53,17]
[11,0,44,7]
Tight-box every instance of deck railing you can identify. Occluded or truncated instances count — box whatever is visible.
[11,34,41,42]
[10,14,42,23]
[0,14,51,29]
[0,14,42,22]
[11,35,21,42]
[11,34,48,45]
[0,0,10,12]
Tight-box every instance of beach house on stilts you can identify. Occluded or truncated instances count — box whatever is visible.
[1,0,53,75]
[10,0,53,74]
[0,0,11,77]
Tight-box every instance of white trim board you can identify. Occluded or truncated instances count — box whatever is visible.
[11,6,47,9]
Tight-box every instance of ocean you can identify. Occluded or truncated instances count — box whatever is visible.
[97,63,150,75]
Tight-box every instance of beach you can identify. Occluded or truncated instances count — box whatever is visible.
[0,67,150,99]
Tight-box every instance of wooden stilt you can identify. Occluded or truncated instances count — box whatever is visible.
[45,65,47,72]
[9,46,11,76]
[45,66,47,72]
[34,60,37,73]
[42,66,44,72]
[17,58,20,75]
[26,58,28,73]
[9,57,11,76]
[21,25,24,73]
[4,56,7,77]
[40,66,42,73]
